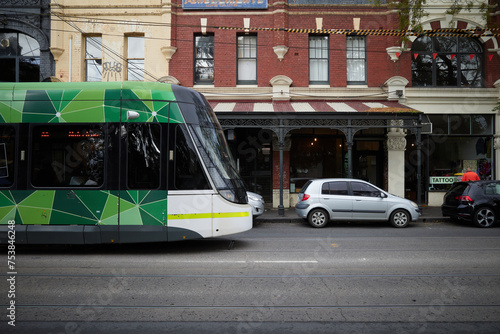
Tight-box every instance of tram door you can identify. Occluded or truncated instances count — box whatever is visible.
[166,123,214,241]
[118,101,168,243]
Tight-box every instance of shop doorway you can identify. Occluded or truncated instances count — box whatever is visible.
[353,140,384,188]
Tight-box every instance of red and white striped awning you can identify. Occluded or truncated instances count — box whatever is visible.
[210,100,416,113]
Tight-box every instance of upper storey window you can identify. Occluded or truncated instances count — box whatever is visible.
[127,36,145,81]
[85,36,102,82]
[346,36,366,85]
[237,35,257,84]
[411,36,483,87]
[309,35,329,85]
[194,35,214,85]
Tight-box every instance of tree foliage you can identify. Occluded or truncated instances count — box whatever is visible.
[372,0,494,32]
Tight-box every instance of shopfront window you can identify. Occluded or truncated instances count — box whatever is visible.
[427,114,493,191]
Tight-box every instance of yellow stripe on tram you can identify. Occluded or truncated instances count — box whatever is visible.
[167,212,249,220]
[213,212,250,219]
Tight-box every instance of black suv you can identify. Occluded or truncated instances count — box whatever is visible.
[442,181,500,227]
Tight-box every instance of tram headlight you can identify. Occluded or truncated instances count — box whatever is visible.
[219,189,236,203]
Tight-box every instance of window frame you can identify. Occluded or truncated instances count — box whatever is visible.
[30,123,107,189]
[85,35,103,82]
[237,34,257,85]
[346,36,367,85]
[411,35,484,88]
[127,123,161,190]
[0,125,16,188]
[126,35,145,81]
[309,35,329,85]
[194,34,215,85]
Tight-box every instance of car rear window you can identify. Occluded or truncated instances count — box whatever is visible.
[448,182,469,195]
[299,180,313,194]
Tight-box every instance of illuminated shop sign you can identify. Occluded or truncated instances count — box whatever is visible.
[183,0,268,10]
[430,176,461,184]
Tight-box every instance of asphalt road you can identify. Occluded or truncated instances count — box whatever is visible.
[2,220,500,333]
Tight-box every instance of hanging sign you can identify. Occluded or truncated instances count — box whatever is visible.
[183,0,268,9]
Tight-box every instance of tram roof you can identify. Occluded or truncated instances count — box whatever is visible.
[0,82,204,124]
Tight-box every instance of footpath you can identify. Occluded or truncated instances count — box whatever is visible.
[255,206,447,224]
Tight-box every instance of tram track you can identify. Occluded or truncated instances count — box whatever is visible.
[6,272,500,279]
[3,225,500,331]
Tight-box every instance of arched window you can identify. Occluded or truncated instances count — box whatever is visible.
[0,30,40,82]
[411,36,483,87]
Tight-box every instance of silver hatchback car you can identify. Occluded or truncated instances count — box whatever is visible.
[295,178,420,228]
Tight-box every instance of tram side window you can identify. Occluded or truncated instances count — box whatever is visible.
[171,125,210,190]
[127,123,160,189]
[0,126,15,187]
[31,125,105,187]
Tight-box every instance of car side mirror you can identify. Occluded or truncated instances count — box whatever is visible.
[380,192,388,198]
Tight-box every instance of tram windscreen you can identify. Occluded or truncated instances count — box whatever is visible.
[176,100,247,204]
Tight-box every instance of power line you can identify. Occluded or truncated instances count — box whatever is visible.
[50,2,160,82]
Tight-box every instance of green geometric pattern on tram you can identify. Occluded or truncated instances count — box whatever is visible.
[15,190,55,225]
[10,190,35,204]
[53,191,97,221]
[60,100,105,123]
[0,190,14,205]
[49,210,97,225]
[119,205,143,226]
[100,193,119,225]
[72,190,111,219]
[119,190,135,204]
[139,201,165,225]
[0,191,29,224]
[0,191,15,224]
[23,91,57,123]
[141,190,168,205]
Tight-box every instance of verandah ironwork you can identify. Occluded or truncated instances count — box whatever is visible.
[217,112,424,215]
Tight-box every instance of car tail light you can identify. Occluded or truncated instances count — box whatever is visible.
[456,195,473,203]
[301,194,310,201]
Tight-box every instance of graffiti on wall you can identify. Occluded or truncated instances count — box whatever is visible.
[103,61,122,81]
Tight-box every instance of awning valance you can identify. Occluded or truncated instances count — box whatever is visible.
[210,100,418,113]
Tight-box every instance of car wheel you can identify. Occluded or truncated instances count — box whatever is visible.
[308,209,329,228]
[473,207,496,228]
[389,209,410,228]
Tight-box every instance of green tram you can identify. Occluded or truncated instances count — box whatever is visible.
[0,82,252,244]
